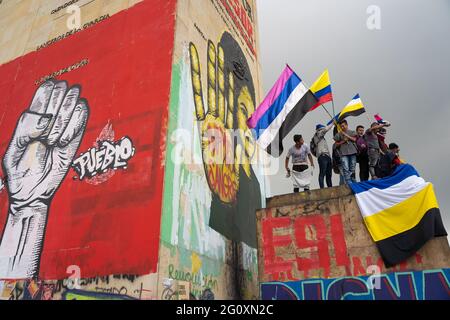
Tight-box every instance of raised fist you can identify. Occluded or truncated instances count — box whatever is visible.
[0,80,89,279]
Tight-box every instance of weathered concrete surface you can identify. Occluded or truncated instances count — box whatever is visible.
[266,186,353,208]
[257,186,450,283]
[0,0,144,66]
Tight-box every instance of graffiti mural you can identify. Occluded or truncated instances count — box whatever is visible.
[261,269,450,300]
[188,32,262,247]
[158,0,263,300]
[0,80,89,279]
[0,272,158,300]
[257,186,450,301]
[0,0,177,280]
[0,0,263,299]
[257,193,450,284]
[62,289,136,300]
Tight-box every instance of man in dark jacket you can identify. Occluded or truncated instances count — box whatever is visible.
[377,143,402,178]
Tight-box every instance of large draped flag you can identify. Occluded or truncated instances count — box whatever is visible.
[327,93,366,125]
[310,69,333,111]
[349,164,447,267]
[247,65,318,156]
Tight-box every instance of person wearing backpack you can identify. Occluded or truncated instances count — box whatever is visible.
[356,125,369,181]
[311,124,333,189]
[310,124,333,189]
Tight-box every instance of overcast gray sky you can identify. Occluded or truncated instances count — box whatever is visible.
[256,0,450,233]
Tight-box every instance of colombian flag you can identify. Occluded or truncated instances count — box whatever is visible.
[310,69,333,111]
[327,94,366,125]
[350,164,447,267]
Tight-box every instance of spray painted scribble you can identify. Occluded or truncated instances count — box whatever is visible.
[72,137,136,180]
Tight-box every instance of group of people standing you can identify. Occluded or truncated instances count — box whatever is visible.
[285,119,402,192]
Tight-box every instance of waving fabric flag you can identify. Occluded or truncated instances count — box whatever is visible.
[375,114,387,124]
[327,94,366,125]
[349,164,447,267]
[247,65,318,157]
[310,69,333,111]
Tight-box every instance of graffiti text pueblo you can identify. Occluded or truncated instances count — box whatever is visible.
[72,137,136,180]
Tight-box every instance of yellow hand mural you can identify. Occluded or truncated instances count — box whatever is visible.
[189,40,255,204]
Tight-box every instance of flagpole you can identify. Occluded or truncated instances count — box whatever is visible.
[331,99,337,120]
[319,102,342,133]
[319,103,334,120]
[364,99,373,126]
[326,74,341,132]
[366,113,373,126]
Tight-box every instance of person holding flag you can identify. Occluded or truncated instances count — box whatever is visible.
[334,120,358,184]
[364,121,391,179]
[308,70,337,189]
[311,123,334,188]
[331,94,367,184]
[247,65,321,193]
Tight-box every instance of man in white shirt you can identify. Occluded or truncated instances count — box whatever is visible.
[285,134,315,192]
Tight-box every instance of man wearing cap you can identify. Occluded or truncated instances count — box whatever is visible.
[312,123,334,188]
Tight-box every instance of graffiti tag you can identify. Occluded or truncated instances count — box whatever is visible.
[72,137,136,180]
[261,269,450,300]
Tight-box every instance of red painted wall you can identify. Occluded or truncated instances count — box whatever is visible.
[0,0,177,280]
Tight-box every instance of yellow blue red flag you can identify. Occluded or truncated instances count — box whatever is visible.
[310,69,333,111]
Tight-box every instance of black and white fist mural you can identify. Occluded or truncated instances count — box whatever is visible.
[0,80,89,279]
